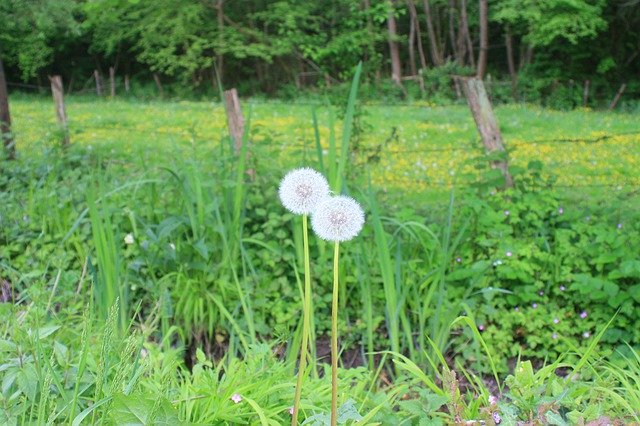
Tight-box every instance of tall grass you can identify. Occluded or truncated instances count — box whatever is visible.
[86,182,127,331]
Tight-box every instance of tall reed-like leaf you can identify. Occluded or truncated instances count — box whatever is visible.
[368,187,399,354]
[332,61,362,192]
[87,185,126,331]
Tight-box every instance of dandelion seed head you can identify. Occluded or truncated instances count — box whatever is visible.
[278,168,329,215]
[311,196,365,242]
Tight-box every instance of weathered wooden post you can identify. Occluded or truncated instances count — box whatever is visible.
[0,57,15,159]
[109,67,116,97]
[94,70,103,96]
[124,74,130,93]
[456,76,513,187]
[223,88,245,154]
[49,75,70,146]
[608,83,626,110]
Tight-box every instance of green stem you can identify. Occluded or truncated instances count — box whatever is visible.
[292,214,313,425]
[331,241,340,426]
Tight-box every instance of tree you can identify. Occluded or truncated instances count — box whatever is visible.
[0,0,79,80]
[387,0,403,85]
[0,57,14,159]
[477,0,488,78]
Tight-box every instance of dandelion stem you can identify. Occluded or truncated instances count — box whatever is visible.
[292,214,313,425]
[331,241,340,426]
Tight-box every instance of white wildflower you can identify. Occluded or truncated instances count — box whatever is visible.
[124,233,134,245]
[278,168,330,215]
[311,196,365,242]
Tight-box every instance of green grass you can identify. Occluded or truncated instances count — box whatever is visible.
[7,94,640,202]
[1,94,639,424]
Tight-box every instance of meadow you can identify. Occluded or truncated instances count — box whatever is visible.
[1,93,640,424]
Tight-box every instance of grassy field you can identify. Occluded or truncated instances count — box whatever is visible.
[2,95,640,424]
[10,95,640,196]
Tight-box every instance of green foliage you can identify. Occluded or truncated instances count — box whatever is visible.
[493,0,607,47]
[0,0,79,79]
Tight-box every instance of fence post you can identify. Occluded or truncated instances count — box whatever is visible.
[94,70,103,96]
[49,75,70,146]
[124,74,130,93]
[223,88,245,154]
[109,67,116,97]
[608,83,626,110]
[0,57,15,159]
[456,76,513,188]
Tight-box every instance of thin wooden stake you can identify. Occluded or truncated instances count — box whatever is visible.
[49,75,70,146]
[0,57,14,159]
[109,67,116,97]
[223,88,245,153]
[608,83,626,110]
[94,70,103,96]
[124,74,130,92]
[456,76,513,188]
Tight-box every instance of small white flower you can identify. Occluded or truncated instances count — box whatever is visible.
[169,243,176,251]
[278,168,330,215]
[124,233,134,245]
[231,393,242,404]
[311,196,365,242]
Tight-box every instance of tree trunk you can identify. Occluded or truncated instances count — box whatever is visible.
[460,0,475,67]
[0,57,14,159]
[387,0,403,85]
[94,70,103,96]
[408,0,428,69]
[477,0,488,79]
[583,80,589,107]
[608,83,627,110]
[408,6,417,76]
[216,0,224,84]
[109,67,116,97]
[448,0,460,63]
[153,73,164,97]
[505,29,517,100]
[422,0,443,66]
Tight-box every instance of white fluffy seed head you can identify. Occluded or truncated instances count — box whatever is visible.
[278,168,330,215]
[311,196,365,242]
